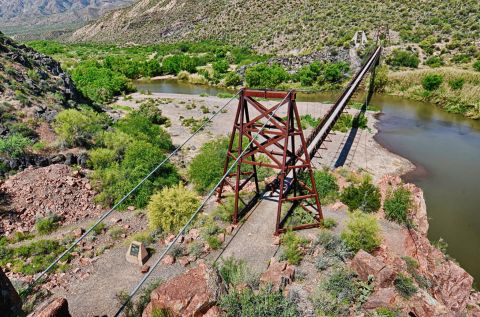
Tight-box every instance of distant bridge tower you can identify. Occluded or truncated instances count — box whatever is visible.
[352,31,368,48]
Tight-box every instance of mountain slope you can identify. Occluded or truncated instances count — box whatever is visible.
[0,0,134,39]
[69,0,480,54]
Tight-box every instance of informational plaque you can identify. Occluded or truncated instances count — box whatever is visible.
[126,241,148,265]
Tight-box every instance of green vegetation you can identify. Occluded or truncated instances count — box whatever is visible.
[147,184,199,233]
[422,74,444,91]
[219,286,298,317]
[245,64,289,88]
[0,239,71,275]
[385,67,480,119]
[218,257,258,290]
[117,279,163,317]
[425,56,444,68]
[35,214,61,235]
[301,169,339,204]
[322,217,338,229]
[340,180,381,213]
[387,50,419,68]
[474,60,480,72]
[89,110,179,208]
[341,211,381,253]
[332,113,368,132]
[280,231,308,265]
[384,187,413,227]
[0,134,33,158]
[54,108,110,147]
[394,273,418,298]
[314,231,353,262]
[312,268,371,316]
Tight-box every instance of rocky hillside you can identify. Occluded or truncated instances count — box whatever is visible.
[0,0,134,39]
[69,0,479,54]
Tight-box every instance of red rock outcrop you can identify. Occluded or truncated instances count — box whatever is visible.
[350,250,396,288]
[142,263,225,317]
[260,258,295,291]
[31,297,71,317]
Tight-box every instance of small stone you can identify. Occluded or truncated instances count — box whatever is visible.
[162,255,175,265]
[127,206,135,211]
[217,233,225,243]
[178,257,191,267]
[164,234,175,244]
[272,236,281,245]
[73,228,85,238]
[141,265,150,273]
[84,183,92,190]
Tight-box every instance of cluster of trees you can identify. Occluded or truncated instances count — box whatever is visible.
[387,49,420,68]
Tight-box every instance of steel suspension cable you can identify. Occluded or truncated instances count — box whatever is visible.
[113,90,293,317]
[22,92,240,294]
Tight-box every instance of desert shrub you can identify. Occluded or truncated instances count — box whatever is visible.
[138,99,169,125]
[108,226,127,239]
[71,61,133,103]
[387,49,419,68]
[374,64,389,92]
[54,108,109,147]
[245,63,289,88]
[280,231,308,265]
[219,257,253,289]
[177,70,190,81]
[425,56,444,68]
[0,134,32,158]
[394,273,417,298]
[147,184,199,233]
[341,211,381,253]
[474,60,480,72]
[422,74,443,91]
[384,187,412,227]
[206,235,222,250]
[224,72,242,87]
[219,286,298,317]
[311,170,339,203]
[188,137,229,193]
[162,54,198,75]
[212,60,229,74]
[314,231,353,261]
[332,113,367,132]
[35,214,62,235]
[312,268,364,316]
[322,217,337,229]
[340,180,381,213]
[89,148,117,169]
[448,78,465,90]
[376,307,400,317]
[300,114,321,128]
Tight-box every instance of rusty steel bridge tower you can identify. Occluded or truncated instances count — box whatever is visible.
[217,89,323,235]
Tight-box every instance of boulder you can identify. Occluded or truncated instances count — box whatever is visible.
[363,287,396,310]
[260,259,295,291]
[32,297,71,317]
[0,268,22,315]
[142,263,225,317]
[350,250,396,287]
[406,291,450,317]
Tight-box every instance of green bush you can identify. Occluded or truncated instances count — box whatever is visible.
[147,183,199,233]
[219,257,250,289]
[280,231,308,265]
[394,273,418,298]
[425,56,444,68]
[341,211,381,253]
[188,137,229,193]
[384,187,412,227]
[224,72,242,87]
[322,217,337,229]
[54,108,109,147]
[138,99,169,125]
[212,60,229,74]
[340,180,381,213]
[387,49,419,68]
[35,214,61,235]
[90,113,179,208]
[448,78,465,90]
[162,55,198,75]
[321,62,350,83]
[0,134,32,158]
[219,287,298,317]
[422,74,443,91]
[245,63,289,88]
[474,60,480,72]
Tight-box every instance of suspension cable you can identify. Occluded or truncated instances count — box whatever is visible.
[113,90,293,317]
[21,91,240,294]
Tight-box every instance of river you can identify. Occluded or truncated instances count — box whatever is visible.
[134,79,480,284]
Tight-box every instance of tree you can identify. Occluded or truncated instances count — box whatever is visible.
[147,184,199,233]
[387,49,420,68]
[245,64,289,88]
[341,211,381,253]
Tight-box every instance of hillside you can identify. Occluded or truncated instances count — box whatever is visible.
[0,0,134,40]
[69,0,479,54]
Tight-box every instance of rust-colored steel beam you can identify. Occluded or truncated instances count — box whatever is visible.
[217,88,323,234]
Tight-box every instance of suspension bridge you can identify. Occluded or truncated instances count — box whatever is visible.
[22,45,382,316]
